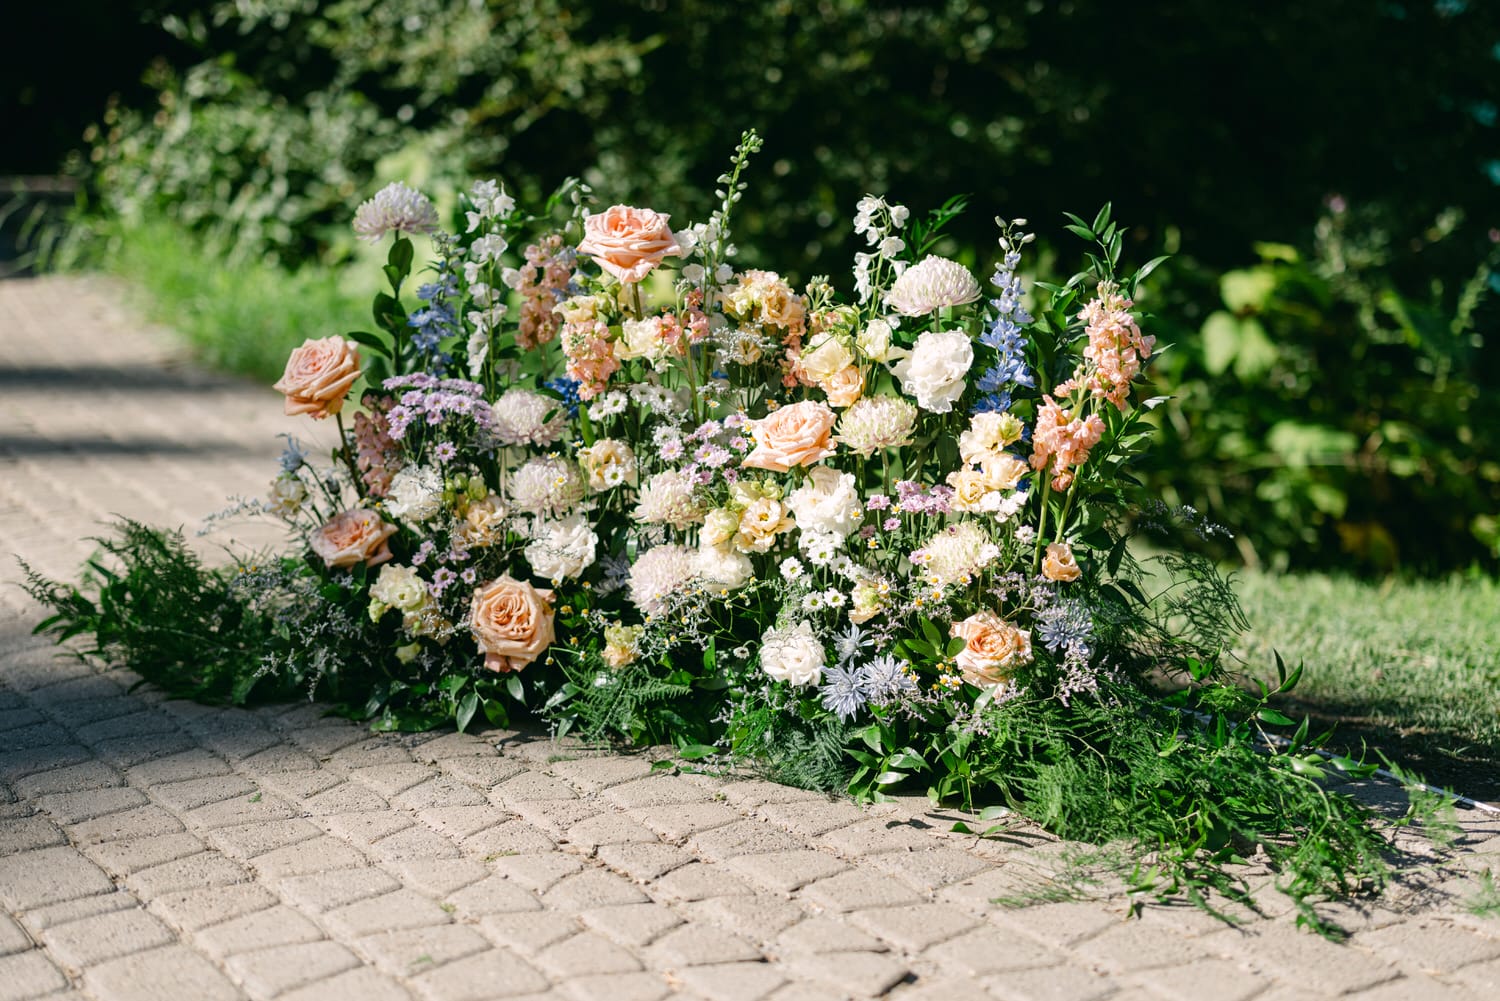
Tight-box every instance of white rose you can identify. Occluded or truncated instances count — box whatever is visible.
[695,544,753,590]
[857,318,894,362]
[890,328,973,413]
[267,474,307,518]
[614,318,662,363]
[524,515,598,582]
[787,466,863,541]
[798,332,855,383]
[759,621,825,687]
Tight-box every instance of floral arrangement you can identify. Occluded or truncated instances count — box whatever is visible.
[27,133,1449,935]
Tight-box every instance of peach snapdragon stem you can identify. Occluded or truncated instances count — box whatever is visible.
[1032,478,1050,573]
[334,410,367,501]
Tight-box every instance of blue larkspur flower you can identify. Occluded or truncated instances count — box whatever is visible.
[543,376,582,417]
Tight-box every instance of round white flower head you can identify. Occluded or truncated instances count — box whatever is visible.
[524,514,598,582]
[787,466,863,542]
[589,390,629,420]
[577,439,638,492]
[508,456,585,518]
[890,328,973,413]
[695,544,753,590]
[385,465,445,523]
[836,396,918,457]
[267,473,307,519]
[368,564,429,621]
[633,469,707,530]
[911,521,997,588]
[856,317,895,362]
[779,556,806,581]
[884,255,981,316]
[628,544,699,616]
[491,388,568,448]
[801,530,843,565]
[759,621,825,687]
[353,182,439,243]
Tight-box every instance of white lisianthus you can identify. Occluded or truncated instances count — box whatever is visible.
[702,508,741,548]
[798,332,855,383]
[577,439,638,491]
[695,544,753,590]
[524,515,598,582]
[368,564,432,631]
[787,466,863,542]
[759,621,825,687]
[267,474,308,519]
[385,466,445,523]
[890,329,973,413]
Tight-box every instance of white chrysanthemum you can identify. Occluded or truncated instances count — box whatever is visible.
[491,388,567,447]
[779,557,805,581]
[508,457,585,518]
[629,544,699,615]
[911,522,996,588]
[589,390,629,420]
[385,466,445,523]
[353,182,439,243]
[524,515,598,582]
[835,396,919,457]
[801,530,843,565]
[884,255,981,316]
[633,469,707,530]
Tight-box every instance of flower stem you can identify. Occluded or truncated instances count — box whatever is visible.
[334,410,367,501]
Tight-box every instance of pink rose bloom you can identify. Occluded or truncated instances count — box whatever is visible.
[272,337,362,419]
[577,205,682,284]
[951,611,1033,688]
[309,509,397,568]
[741,400,838,473]
[469,574,557,673]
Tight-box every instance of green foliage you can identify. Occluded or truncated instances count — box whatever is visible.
[1146,205,1500,574]
[20,520,292,703]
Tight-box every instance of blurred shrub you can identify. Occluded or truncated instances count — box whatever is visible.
[1143,204,1500,574]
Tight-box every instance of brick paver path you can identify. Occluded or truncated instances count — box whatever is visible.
[2,275,1499,1000]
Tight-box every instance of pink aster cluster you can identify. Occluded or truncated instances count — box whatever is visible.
[513,235,574,350]
[1030,396,1106,491]
[352,394,402,497]
[1056,286,1155,411]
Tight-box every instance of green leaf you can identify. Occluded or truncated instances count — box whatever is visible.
[677,744,718,760]
[387,236,414,276]
[1133,255,1170,285]
[1219,267,1276,313]
[1092,202,1112,234]
[1201,311,1241,376]
[505,675,525,704]
[345,330,392,357]
[1063,223,1095,242]
[1257,708,1295,727]
[455,691,479,732]
[873,771,906,786]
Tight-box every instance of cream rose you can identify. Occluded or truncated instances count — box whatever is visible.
[787,466,862,541]
[602,623,643,669]
[959,411,1025,463]
[890,328,973,413]
[759,621,825,687]
[577,205,682,284]
[273,337,361,419]
[309,509,397,569]
[1042,542,1083,582]
[742,400,838,472]
[457,494,507,548]
[981,453,1029,491]
[470,574,556,673]
[798,333,855,383]
[951,611,1032,687]
[820,365,864,408]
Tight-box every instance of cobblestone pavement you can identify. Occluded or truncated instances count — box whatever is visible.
[2,275,1499,1001]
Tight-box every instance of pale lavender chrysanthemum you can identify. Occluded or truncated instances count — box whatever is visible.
[508,456,585,518]
[859,653,918,699]
[628,544,699,616]
[490,388,567,447]
[353,182,439,243]
[633,469,707,530]
[835,396,919,457]
[885,255,982,316]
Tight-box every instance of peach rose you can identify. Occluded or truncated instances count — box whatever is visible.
[951,611,1033,687]
[577,205,682,284]
[1042,542,1082,582]
[742,400,838,472]
[273,337,361,419]
[309,509,397,568]
[820,365,864,408]
[470,574,556,673]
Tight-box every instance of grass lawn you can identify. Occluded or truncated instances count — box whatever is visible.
[1235,570,1500,801]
